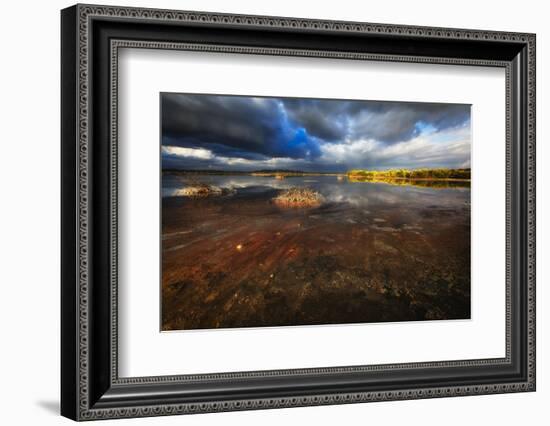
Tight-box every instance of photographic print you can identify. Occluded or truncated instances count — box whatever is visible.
[161,93,471,331]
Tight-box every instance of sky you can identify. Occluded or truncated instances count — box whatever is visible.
[161,93,471,172]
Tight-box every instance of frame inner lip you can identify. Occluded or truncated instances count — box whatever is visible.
[110,39,513,385]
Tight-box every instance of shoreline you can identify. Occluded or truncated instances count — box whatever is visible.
[163,168,471,182]
[163,170,470,182]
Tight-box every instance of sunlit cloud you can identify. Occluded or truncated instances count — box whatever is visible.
[161,146,213,160]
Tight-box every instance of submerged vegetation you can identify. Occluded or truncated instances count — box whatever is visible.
[162,172,471,330]
[162,166,471,330]
[273,188,323,208]
[347,168,471,180]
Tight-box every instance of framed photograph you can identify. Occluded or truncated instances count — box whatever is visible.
[61,4,536,421]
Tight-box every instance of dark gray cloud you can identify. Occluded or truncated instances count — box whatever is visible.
[282,98,470,144]
[162,94,321,161]
[347,102,470,143]
[282,99,349,141]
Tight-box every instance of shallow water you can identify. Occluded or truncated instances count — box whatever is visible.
[161,174,471,330]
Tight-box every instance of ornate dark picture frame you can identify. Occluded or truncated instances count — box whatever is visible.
[61,4,536,421]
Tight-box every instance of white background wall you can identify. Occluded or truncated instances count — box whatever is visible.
[0,0,547,424]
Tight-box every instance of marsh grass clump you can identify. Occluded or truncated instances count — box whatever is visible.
[273,187,323,208]
[181,181,222,197]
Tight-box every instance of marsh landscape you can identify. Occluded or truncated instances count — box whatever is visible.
[161,93,471,330]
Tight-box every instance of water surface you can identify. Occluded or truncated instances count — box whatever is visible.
[161,174,471,330]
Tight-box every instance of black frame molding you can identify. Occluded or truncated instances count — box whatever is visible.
[61,4,536,421]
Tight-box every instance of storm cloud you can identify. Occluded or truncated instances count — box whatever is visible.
[161,93,471,172]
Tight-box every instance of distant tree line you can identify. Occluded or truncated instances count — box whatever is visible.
[347,168,471,180]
